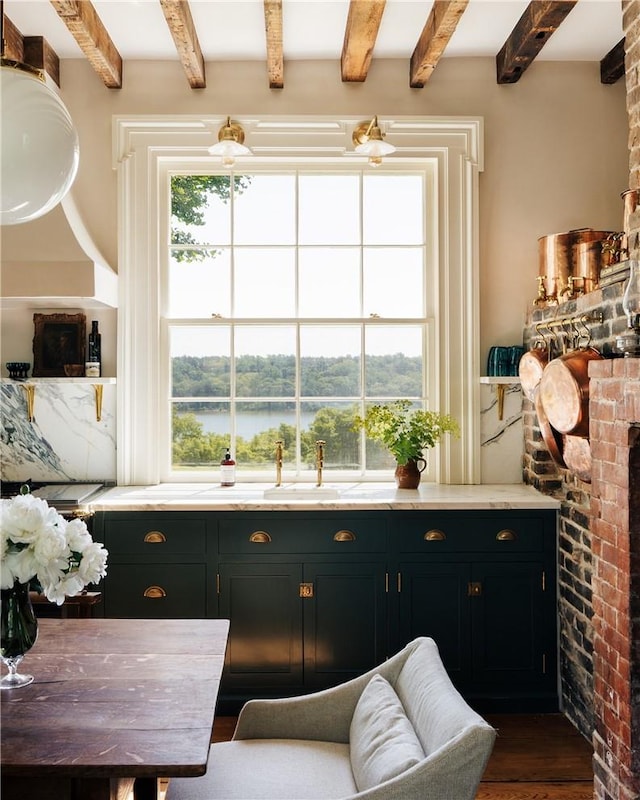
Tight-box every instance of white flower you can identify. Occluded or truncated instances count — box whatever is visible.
[78,541,109,584]
[0,493,108,605]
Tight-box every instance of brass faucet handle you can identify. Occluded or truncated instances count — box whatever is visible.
[275,440,284,486]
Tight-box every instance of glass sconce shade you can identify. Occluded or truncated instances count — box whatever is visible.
[1,66,80,226]
[352,116,396,167]
[623,260,640,329]
[615,260,640,356]
[208,117,251,167]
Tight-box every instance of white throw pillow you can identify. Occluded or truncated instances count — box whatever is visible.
[349,674,424,792]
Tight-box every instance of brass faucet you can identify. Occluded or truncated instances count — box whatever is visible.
[275,440,283,487]
[315,440,325,487]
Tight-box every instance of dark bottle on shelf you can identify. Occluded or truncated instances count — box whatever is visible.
[88,320,102,376]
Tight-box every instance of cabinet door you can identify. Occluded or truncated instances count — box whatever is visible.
[303,562,387,690]
[218,562,303,691]
[470,561,553,697]
[396,562,471,687]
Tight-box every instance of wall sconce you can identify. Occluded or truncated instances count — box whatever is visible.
[352,116,396,167]
[616,260,640,357]
[208,117,252,167]
[0,60,79,226]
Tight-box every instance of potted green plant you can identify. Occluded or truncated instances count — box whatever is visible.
[353,400,459,488]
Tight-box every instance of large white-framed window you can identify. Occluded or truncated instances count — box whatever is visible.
[114,115,483,485]
[164,166,437,481]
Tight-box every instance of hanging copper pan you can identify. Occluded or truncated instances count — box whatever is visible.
[563,434,592,483]
[538,347,603,437]
[519,343,549,401]
[534,387,565,467]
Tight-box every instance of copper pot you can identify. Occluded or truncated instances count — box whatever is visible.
[534,387,565,467]
[572,240,606,294]
[538,229,616,302]
[518,341,549,401]
[538,347,603,437]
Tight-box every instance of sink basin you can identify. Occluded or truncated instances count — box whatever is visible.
[263,486,340,500]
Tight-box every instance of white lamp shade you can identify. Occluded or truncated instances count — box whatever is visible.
[354,139,396,158]
[1,67,80,226]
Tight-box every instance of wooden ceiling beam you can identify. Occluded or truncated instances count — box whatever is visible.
[3,13,25,62]
[49,0,122,88]
[159,0,205,88]
[264,0,283,89]
[601,37,625,85]
[496,0,578,84]
[409,0,469,88]
[341,0,386,82]
[3,14,61,86]
[24,35,60,87]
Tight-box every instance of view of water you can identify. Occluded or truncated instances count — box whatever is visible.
[195,410,317,439]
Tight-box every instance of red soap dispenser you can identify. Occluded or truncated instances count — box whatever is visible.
[220,448,236,487]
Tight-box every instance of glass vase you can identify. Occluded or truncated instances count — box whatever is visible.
[1,581,38,690]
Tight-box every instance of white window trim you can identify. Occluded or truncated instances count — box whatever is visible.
[113,115,484,485]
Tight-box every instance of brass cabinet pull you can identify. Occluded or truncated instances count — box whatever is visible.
[496,529,516,542]
[143,585,167,598]
[333,529,356,542]
[424,529,446,541]
[144,531,167,543]
[299,582,314,598]
[250,531,272,543]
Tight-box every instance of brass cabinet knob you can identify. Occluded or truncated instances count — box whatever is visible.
[249,531,272,543]
[496,529,516,541]
[143,585,167,598]
[424,529,446,541]
[144,531,167,543]
[333,529,356,542]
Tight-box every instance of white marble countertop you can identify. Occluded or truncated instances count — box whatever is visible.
[88,483,560,512]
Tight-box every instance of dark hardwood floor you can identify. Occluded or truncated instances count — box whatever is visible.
[162,712,593,800]
[479,714,593,799]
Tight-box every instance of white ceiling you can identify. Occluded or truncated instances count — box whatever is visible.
[3,0,625,64]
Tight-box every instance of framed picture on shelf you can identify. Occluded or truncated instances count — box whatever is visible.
[32,313,86,377]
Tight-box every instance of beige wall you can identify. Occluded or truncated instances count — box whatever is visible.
[1,56,629,366]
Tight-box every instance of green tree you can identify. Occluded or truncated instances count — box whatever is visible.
[170,175,251,262]
[301,406,360,468]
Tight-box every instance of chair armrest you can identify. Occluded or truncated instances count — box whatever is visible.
[233,677,367,743]
[233,640,418,743]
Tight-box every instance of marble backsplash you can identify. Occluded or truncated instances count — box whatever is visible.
[480,381,523,483]
[0,380,116,483]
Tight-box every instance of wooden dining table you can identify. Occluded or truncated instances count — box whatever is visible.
[1,617,230,800]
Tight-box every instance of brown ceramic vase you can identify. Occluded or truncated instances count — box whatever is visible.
[395,458,427,489]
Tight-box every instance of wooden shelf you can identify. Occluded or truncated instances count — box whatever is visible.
[1,377,116,384]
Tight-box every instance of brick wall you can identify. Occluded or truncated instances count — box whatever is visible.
[523,282,627,740]
[590,359,640,800]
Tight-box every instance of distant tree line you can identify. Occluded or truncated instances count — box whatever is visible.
[172,353,422,399]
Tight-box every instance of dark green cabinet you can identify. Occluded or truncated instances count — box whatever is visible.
[397,561,470,683]
[217,513,388,701]
[218,561,304,691]
[302,561,387,690]
[390,511,557,710]
[94,512,213,619]
[94,506,557,711]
